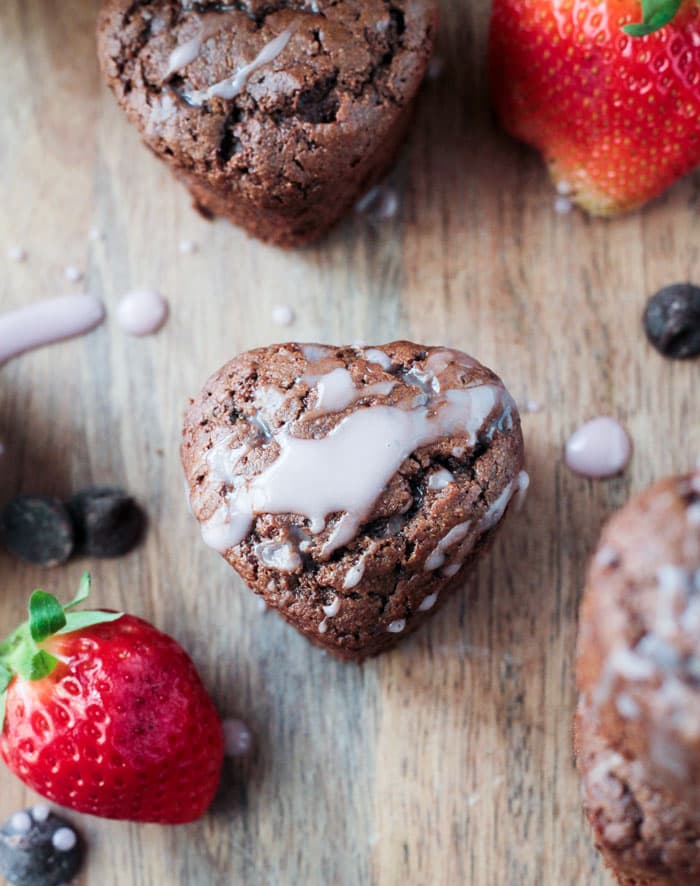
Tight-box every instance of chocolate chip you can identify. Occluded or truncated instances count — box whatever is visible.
[68,486,145,558]
[0,808,83,886]
[643,283,700,359]
[0,497,74,567]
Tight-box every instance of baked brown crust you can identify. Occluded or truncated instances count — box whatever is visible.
[577,470,700,804]
[576,699,700,886]
[181,341,525,661]
[97,0,438,246]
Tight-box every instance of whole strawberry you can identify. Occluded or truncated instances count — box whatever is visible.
[0,575,224,824]
[490,0,700,215]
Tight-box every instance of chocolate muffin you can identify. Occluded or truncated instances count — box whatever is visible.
[181,342,526,661]
[97,1,439,247]
[577,470,700,804]
[576,698,700,886]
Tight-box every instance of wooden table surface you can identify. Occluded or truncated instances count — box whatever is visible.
[1,2,699,884]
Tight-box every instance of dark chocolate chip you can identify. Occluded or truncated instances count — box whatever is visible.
[0,497,74,567]
[0,808,84,886]
[68,486,146,558]
[643,283,700,359]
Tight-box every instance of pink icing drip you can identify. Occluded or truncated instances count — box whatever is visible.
[0,295,105,366]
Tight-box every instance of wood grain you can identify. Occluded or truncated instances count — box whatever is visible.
[1,2,699,884]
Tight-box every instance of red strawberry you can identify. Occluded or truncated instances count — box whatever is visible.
[490,0,700,215]
[0,575,223,824]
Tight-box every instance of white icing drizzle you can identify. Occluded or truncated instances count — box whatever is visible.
[146,93,177,136]
[427,468,454,491]
[418,591,439,611]
[441,564,460,578]
[185,28,294,106]
[300,343,332,364]
[254,540,301,572]
[303,367,395,413]
[363,348,393,370]
[168,34,204,76]
[318,594,341,633]
[387,619,406,634]
[479,480,517,533]
[424,522,471,571]
[201,378,503,556]
[616,692,640,720]
[343,545,375,590]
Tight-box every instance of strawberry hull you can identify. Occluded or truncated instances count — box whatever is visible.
[0,615,224,824]
[489,0,700,215]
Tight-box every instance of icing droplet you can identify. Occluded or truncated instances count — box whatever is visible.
[223,718,253,757]
[388,619,406,634]
[52,827,77,852]
[355,184,399,222]
[117,289,169,337]
[554,195,573,215]
[515,470,530,510]
[7,245,27,262]
[272,304,295,327]
[426,56,444,81]
[179,239,199,255]
[0,295,105,366]
[63,265,83,284]
[565,417,632,479]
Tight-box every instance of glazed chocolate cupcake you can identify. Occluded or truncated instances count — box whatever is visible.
[576,469,700,882]
[181,341,526,661]
[97,0,438,247]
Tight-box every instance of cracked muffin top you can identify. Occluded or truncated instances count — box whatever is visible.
[180,342,525,660]
[97,0,438,195]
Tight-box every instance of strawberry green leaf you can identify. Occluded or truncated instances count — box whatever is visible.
[29,650,59,681]
[58,610,123,635]
[29,590,67,643]
[0,663,11,694]
[623,0,683,35]
[65,572,91,611]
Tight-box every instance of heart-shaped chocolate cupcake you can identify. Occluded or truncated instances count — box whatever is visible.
[182,342,525,660]
[97,1,438,247]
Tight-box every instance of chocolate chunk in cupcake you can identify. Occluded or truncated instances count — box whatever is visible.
[577,468,700,805]
[576,699,700,886]
[97,0,438,247]
[181,342,525,661]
